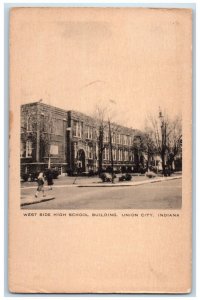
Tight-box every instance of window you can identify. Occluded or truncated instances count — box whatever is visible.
[88,146,93,159]
[106,148,110,160]
[20,142,25,157]
[118,149,120,161]
[129,152,134,161]
[90,128,93,139]
[86,144,93,159]
[124,135,128,146]
[74,142,78,159]
[103,148,106,160]
[112,133,116,144]
[103,148,110,160]
[124,150,129,161]
[116,134,120,144]
[26,116,33,132]
[96,144,98,156]
[118,149,123,161]
[73,121,77,137]
[104,148,107,160]
[104,131,109,143]
[86,126,93,139]
[73,121,83,137]
[86,126,89,139]
[112,149,117,161]
[26,140,32,157]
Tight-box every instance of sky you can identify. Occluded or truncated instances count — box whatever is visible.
[13,8,191,130]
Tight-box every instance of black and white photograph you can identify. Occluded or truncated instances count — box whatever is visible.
[19,8,183,210]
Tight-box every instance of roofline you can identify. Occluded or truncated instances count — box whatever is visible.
[21,102,142,134]
[21,101,67,114]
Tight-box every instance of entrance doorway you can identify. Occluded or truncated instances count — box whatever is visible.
[77,149,86,173]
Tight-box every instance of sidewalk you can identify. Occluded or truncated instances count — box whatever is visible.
[21,174,182,207]
[78,175,182,187]
[21,172,182,189]
[21,192,55,207]
[21,174,149,190]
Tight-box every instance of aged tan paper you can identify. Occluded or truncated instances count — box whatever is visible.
[9,7,192,293]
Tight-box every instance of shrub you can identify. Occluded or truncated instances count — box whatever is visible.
[119,173,132,181]
[100,172,115,182]
[145,171,156,178]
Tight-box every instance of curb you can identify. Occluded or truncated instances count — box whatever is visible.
[77,176,182,188]
[20,176,182,191]
[21,184,78,190]
[21,196,55,207]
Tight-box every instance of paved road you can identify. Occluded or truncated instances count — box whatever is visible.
[21,178,182,210]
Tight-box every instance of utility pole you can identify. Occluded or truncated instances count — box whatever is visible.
[36,103,41,163]
[108,119,114,183]
[159,109,166,174]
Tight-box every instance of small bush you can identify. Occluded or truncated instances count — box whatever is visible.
[119,173,132,182]
[100,172,114,182]
[145,171,156,178]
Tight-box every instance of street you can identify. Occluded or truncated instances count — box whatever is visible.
[21,177,182,210]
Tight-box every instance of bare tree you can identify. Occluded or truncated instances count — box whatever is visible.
[140,130,156,170]
[93,105,108,176]
[39,107,54,168]
[146,109,182,174]
[93,104,119,180]
[166,116,182,171]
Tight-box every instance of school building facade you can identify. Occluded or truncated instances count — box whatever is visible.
[20,102,147,176]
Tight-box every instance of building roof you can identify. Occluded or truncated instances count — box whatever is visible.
[21,102,143,136]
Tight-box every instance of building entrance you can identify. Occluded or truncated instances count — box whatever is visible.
[77,149,86,173]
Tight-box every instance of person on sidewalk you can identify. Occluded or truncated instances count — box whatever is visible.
[35,172,46,198]
[46,168,54,190]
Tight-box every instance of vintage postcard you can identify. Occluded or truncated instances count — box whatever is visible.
[9,7,192,293]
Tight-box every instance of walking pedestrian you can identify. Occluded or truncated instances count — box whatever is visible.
[35,172,46,198]
[46,168,54,190]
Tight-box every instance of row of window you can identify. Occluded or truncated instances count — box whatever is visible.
[21,139,134,161]
[73,121,134,146]
[24,117,135,147]
[103,148,133,161]
[74,141,134,161]
[79,146,134,161]
[21,141,60,158]
[104,132,133,145]
[73,122,95,140]
[23,115,65,136]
